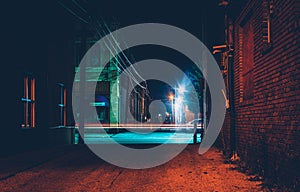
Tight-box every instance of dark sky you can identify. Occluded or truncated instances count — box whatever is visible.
[86,0,225,100]
[0,1,226,129]
[2,0,224,101]
[2,0,224,68]
[89,0,225,47]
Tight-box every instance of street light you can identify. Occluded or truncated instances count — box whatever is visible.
[175,96,184,124]
[177,96,183,103]
[168,94,174,124]
[178,85,186,94]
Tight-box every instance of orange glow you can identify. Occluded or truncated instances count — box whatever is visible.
[24,77,28,127]
[267,18,271,43]
[31,78,35,100]
[31,78,35,128]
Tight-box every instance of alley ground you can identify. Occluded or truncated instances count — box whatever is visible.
[0,144,268,192]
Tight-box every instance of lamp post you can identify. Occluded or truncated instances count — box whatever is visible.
[168,94,174,124]
[177,85,185,124]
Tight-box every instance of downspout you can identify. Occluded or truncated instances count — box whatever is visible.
[225,6,238,161]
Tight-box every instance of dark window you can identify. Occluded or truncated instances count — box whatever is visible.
[261,0,274,53]
[58,83,67,127]
[239,13,254,102]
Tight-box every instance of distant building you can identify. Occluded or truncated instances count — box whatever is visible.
[74,42,119,125]
[73,23,151,126]
[73,23,122,125]
[129,86,149,123]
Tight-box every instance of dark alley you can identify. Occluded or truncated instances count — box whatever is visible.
[1,0,299,191]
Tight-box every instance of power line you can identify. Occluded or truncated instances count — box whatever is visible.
[99,19,150,98]
[101,19,148,86]
[92,21,144,99]
[59,0,148,99]
[97,20,148,90]
[57,1,89,24]
[71,0,88,14]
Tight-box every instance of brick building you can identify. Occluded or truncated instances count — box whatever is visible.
[216,0,300,187]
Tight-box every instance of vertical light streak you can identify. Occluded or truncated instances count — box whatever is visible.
[24,77,28,127]
[31,78,35,128]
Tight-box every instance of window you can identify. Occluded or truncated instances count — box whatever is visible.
[58,83,67,127]
[261,0,274,53]
[21,75,35,128]
[239,12,254,103]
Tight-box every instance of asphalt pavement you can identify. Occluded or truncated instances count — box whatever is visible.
[0,144,265,192]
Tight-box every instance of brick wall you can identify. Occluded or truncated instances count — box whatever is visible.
[219,0,300,187]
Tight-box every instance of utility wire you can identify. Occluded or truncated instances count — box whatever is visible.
[96,20,147,90]
[57,1,88,24]
[69,0,148,93]
[71,0,88,13]
[59,0,147,99]
[101,19,148,87]
[92,20,143,99]
[99,19,150,98]
[69,0,144,86]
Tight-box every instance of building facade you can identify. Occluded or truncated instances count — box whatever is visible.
[217,0,300,187]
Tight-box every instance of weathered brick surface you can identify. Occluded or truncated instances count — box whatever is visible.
[219,0,300,187]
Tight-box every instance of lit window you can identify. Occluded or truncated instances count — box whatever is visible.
[21,75,35,128]
[58,83,67,127]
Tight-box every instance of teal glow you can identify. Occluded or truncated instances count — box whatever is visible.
[21,98,32,102]
[90,102,106,107]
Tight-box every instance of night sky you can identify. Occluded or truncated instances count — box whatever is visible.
[2,0,224,102]
[2,0,224,63]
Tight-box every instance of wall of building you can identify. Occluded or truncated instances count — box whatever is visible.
[219,0,300,187]
[1,1,77,155]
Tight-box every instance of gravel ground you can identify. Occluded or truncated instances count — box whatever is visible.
[0,145,265,192]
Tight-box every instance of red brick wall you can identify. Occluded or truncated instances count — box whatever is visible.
[219,0,300,186]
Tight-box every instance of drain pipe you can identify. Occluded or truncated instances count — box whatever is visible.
[224,1,238,160]
[216,0,238,160]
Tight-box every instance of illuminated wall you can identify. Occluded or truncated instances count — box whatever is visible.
[74,35,120,125]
